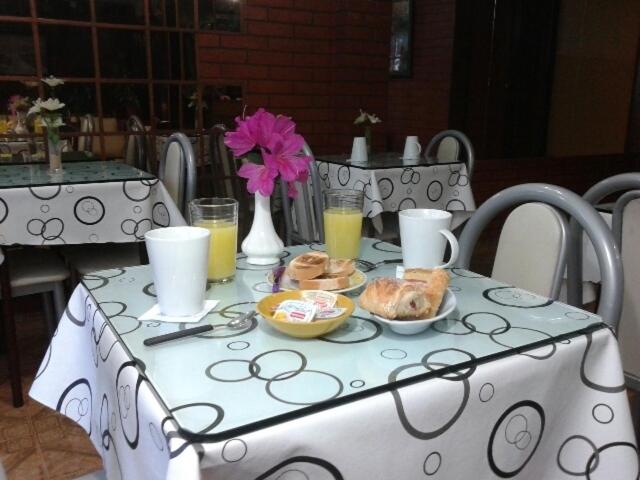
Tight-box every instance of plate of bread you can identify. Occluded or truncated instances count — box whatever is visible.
[359,268,456,335]
[267,252,367,293]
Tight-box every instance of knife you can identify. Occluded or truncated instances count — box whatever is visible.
[143,324,213,346]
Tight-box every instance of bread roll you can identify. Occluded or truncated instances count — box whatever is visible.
[359,278,431,320]
[326,259,355,277]
[403,268,449,317]
[299,274,349,291]
[287,252,329,281]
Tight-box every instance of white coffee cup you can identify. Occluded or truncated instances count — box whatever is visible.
[399,209,459,269]
[145,226,210,316]
[351,137,368,163]
[402,136,422,160]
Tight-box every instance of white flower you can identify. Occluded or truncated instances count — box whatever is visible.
[367,113,382,124]
[28,98,43,116]
[354,109,368,125]
[354,109,382,125]
[42,75,64,88]
[40,98,65,112]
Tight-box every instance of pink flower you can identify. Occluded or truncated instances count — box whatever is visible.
[263,133,310,182]
[237,162,278,197]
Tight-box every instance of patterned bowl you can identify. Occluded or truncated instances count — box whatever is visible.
[257,291,355,339]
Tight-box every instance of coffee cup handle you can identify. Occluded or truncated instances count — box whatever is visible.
[415,141,422,154]
[437,229,459,269]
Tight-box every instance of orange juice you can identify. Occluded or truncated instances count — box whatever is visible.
[194,220,238,281]
[324,207,363,259]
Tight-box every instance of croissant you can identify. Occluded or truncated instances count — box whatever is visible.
[403,268,450,318]
[359,278,431,320]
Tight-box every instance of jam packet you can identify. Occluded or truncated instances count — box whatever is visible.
[315,307,347,320]
[274,300,317,324]
[301,290,337,310]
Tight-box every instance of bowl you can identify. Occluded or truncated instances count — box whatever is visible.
[257,290,355,339]
[374,289,457,335]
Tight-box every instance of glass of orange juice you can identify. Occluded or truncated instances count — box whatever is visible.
[189,198,239,283]
[323,189,364,259]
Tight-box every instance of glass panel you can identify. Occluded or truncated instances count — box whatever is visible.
[0,23,36,76]
[178,0,194,28]
[101,83,149,122]
[150,0,176,27]
[170,32,181,79]
[37,0,91,21]
[181,85,197,129]
[150,32,171,80]
[40,25,93,77]
[153,84,179,130]
[57,82,96,116]
[182,33,196,80]
[0,1,30,16]
[95,0,144,25]
[202,84,243,129]
[98,29,146,79]
[200,0,241,32]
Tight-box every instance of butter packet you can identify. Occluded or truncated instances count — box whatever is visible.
[274,300,317,324]
[301,290,338,310]
[315,307,347,320]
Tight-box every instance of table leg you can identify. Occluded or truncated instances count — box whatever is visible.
[0,250,23,407]
[138,242,149,265]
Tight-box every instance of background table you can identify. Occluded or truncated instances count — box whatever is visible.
[29,239,638,479]
[0,161,184,246]
[317,154,476,231]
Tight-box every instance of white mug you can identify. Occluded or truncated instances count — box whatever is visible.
[145,226,210,316]
[351,137,368,163]
[402,136,422,160]
[399,209,459,269]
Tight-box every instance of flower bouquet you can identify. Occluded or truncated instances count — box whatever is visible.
[224,108,312,264]
[29,76,66,172]
[354,109,382,154]
[7,95,30,135]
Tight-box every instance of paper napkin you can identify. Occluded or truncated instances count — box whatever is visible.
[138,300,219,324]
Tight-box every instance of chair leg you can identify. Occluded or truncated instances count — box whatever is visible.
[42,292,56,337]
[52,282,66,325]
[0,261,23,407]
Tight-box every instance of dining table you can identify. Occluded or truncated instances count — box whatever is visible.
[0,160,184,248]
[29,238,638,479]
[316,153,476,232]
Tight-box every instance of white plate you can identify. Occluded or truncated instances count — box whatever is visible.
[374,289,457,335]
[266,269,368,294]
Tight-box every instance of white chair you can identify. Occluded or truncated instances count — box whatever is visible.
[491,203,568,299]
[1,247,70,407]
[125,115,148,171]
[158,132,197,216]
[435,136,460,163]
[77,114,94,152]
[457,183,623,330]
[424,130,475,180]
[280,142,324,245]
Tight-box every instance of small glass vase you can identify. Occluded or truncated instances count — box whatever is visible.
[13,110,28,137]
[48,135,62,173]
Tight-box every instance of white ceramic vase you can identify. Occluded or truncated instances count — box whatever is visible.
[241,192,284,265]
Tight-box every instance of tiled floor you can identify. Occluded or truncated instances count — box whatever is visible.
[0,299,102,480]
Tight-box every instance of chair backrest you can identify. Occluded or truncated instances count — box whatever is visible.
[77,114,94,152]
[566,173,640,307]
[280,142,324,245]
[436,136,460,163]
[158,132,197,216]
[125,115,148,171]
[424,130,475,180]
[611,192,640,389]
[457,183,623,329]
[208,124,243,199]
[491,203,568,299]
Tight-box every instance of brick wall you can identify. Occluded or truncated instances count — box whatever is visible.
[198,0,391,155]
[386,0,456,152]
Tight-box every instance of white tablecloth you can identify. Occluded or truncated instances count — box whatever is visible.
[29,255,638,479]
[0,179,184,246]
[316,162,476,232]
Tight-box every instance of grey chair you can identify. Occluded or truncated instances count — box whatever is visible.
[1,247,70,407]
[158,132,197,217]
[566,173,640,308]
[280,142,324,245]
[424,130,476,180]
[77,114,94,152]
[125,115,148,171]
[457,183,623,330]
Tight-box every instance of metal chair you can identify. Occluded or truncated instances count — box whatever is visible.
[280,142,324,245]
[77,114,94,152]
[424,130,476,180]
[566,173,640,308]
[125,115,148,171]
[158,132,197,217]
[457,183,623,330]
[491,203,568,299]
[1,247,70,407]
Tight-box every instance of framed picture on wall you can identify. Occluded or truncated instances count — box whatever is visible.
[389,0,413,77]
